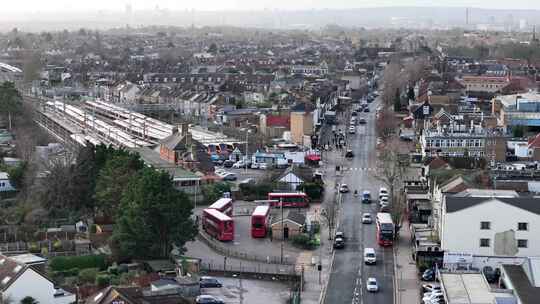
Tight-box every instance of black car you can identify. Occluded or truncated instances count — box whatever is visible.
[345,150,354,158]
[351,111,358,116]
[364,107,370,112]
[333,237,345,249]
[196,295,224,304]
[223,160,235,168]
[358,118,367,124]
[199,276,223,288]
[422,269,436,281]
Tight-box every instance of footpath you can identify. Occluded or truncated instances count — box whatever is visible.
[394,220,420,304]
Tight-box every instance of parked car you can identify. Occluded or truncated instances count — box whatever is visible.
[483,266,500,283]
[345,150,354,158]
[221,173,237,181]
[215,168,227,175]
[422,269,436,281]
[223,160,235,168]
[351,111,358,116]
[335,231,345,239]
[250,162,260,169]
[259,163,269,170]
[348,126,356,134]
[423,294,444,304]
[233,160,251,168]
[421,283,441,293]
[333,237,345,249]
[358,118,367,124]
[196,295,224,304]
[379,187,388,198]
[362,213,372,224]
[339,184,349,193]
[366,278,379,292]
[199,277,222,288]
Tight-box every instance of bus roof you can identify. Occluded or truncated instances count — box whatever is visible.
[268,192,307,197]
[252,205,270,217]
[203,208,233,221]
[376,212,393,224]
[209,198,232,210]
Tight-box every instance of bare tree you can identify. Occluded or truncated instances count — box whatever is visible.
[382,62,405,108]
[374,139,407,229]
[376,109,398,141]
[404,56,429,85]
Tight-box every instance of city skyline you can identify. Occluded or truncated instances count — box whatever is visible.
[2,0,540,12]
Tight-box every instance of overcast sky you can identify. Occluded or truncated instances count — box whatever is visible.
[3,0,540,12]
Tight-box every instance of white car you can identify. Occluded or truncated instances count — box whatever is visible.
[259,163,269,170]
[379,187,388,198]
[366,278,379,292]
[233,160,251,168]
[423,294,444,303]
[348,126,356,134]
[362,213,372,224]
[251,163,260,169]
[339,184,349,193]
[214,169,227,175]
[379,196,389,205]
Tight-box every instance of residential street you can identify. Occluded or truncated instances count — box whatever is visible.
[323,98,395,304]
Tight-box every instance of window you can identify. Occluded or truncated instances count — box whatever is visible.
[518,222,529,231]
[480,221,491,230]
[480,238,490,247]
[517,239,528,248]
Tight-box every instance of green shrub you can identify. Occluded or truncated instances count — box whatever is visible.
[108,265,119,275]
[50,255,108,272]
[96,274,111,287]
[90,224,97,234]
[291,234,313,249]
[78,268,98,284]
[297,183,323,200]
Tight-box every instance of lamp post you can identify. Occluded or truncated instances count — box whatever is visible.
[280,197,284,264]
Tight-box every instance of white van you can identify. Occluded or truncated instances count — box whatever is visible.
[364,248,376,265]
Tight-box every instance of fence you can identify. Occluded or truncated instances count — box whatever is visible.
[197,231,295,265]
[199,258,298,277]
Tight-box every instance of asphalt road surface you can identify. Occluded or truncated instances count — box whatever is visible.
[323,97,395,304]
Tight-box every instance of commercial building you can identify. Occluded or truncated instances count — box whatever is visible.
[492,92,540,127]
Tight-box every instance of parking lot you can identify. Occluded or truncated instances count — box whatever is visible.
[200,276,291,304]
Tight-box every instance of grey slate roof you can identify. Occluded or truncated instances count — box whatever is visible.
[445,196,540,215]
[502,264,540,304]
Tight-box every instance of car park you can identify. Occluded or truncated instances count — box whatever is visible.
[199,276,223,288]
[196,295,225,304]
[362,213,372,224]
[366,278,379,292]
[333,237,345,249]
[339,184,349,193]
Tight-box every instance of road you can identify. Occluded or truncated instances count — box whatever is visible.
[323,97,395,304]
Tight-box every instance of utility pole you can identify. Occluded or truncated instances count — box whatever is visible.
[280,197,284,264]
[245,130,249,172]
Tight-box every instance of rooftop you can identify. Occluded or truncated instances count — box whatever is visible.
[440,271,514,304]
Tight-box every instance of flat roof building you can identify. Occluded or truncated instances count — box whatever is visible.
[439,271,515,304]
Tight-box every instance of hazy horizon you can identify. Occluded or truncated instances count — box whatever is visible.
[2,0,540,12]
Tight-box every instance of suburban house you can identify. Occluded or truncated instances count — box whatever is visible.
[0,254,75,304]
[290,102,315,146]
[275,166,315,191]
[441,194,540,257]
[86,285,191,304]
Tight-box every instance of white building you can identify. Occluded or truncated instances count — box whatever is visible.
[442,195,540,257]
[0,255,75,304]
[0,172,15,192]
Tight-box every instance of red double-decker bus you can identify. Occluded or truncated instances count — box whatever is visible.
[202,209,234,241]
[208,198,233,216]
[251,205,271,238]
[267,192,310,208]
[376,212,395,246]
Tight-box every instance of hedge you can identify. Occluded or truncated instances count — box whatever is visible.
[50,255,108,272]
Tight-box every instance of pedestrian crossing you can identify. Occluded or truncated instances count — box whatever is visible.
[346,167,377,171]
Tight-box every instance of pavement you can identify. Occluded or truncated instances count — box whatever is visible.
[323,97,395,304]
[394,220,421,304]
